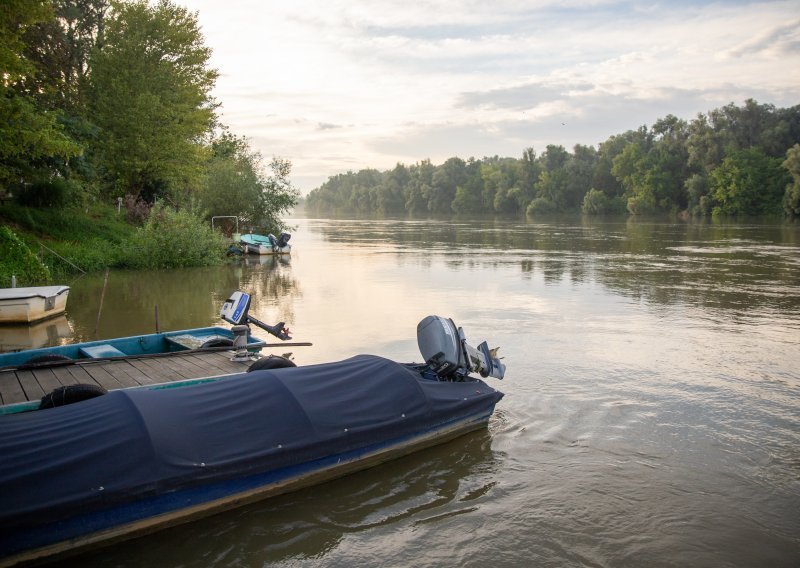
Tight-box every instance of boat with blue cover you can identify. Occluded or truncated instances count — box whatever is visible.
[240,232,291,255]
[0,292,505,566]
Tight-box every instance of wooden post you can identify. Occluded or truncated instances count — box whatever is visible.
[95,269,109,338]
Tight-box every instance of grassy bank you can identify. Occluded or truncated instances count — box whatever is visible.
[0,203,228,287]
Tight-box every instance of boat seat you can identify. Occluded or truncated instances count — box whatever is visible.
[80,344,126,358]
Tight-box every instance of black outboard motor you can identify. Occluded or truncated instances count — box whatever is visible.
[277,232,291,248]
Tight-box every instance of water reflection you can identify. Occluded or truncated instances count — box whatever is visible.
[311,218,800,320]
[34,259,302,349]
[0,316,71,352]
[76,430,499,567]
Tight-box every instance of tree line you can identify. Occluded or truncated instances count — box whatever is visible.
[305,100,800,219]
[0,0,297,231]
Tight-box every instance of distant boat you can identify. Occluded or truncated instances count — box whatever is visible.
[0,286,69,324]
[240,232,291,255]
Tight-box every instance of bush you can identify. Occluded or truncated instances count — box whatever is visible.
[526,197,558,216]
[0,226,50,286]
[16,177,75,208]
[122,202,227,269]
[582,189,627,215]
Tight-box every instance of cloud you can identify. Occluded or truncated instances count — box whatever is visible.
[721,19,800,58]
[183,0,800,192]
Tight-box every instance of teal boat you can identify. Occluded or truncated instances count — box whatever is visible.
[240,232,291,255]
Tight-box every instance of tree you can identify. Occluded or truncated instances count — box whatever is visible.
[781,144,800,218]
[199,131,298,231]
[18,0,109,113]
[709,148,789,216]
[0,0,81,190]
[89,0,218,200]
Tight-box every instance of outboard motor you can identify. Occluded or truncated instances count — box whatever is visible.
[277,232,291,248]
[417,315,505,381]
[220,291,292,340]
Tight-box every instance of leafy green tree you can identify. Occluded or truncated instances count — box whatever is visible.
[258,156,299,231]
[709,148,789,216]
[428,157,465,213]
[89,0,218,200]
[0,0,81,190]
[18,0,108,113]
[403,160,434,215]
[781,144,800,217]
[377,163,408,215]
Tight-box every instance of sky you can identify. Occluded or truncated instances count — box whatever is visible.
[180,0,800,194]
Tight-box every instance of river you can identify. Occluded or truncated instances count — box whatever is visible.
[5,217,799,567]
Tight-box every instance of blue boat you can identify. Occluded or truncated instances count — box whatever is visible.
[0,294,505,566]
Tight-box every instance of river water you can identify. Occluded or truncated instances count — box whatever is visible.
[5,217,799,567]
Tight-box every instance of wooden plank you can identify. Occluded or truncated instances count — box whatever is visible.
[90,361,139,388]
[0,370,27,404]
[64,364,97,386]
[165,353,211,377]
[51,365,79,386]
[81,364,125,391]
[154,355,201,381]
[191,352,248,375]
[16,370,45,401]
[184,351,236,372]
[31,368,62,395]
[126,358,174,383]
[112,360,156,385]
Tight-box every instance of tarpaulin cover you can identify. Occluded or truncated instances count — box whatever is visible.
[0,355,502,539]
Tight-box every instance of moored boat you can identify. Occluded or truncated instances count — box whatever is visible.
[0,286,69,324]
[240,232,291,255]
[0,293,505,566]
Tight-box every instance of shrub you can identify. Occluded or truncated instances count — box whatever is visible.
[0,226,50,286]
[526,197,558,216]
[16,177,75,208]
[122,202,227,269]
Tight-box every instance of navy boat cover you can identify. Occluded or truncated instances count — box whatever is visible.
[0,355,502,545]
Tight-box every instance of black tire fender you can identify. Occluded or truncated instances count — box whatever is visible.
[247,355,297,372]
[23,354,71,367]
[40,383,108,409]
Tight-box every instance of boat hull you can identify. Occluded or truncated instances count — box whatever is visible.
[242,243,291,255]
[2,407,493,567]
[0,286,69,324]
[0,355,503,566]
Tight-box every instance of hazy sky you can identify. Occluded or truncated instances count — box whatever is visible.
[181,0,800,194]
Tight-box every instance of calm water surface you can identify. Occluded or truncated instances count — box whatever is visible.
[7,217,799,567]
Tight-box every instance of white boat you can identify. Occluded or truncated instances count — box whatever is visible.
[0,286,70,324]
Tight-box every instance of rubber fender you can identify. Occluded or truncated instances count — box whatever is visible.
[40,383,108,409]
[247,355,297,372]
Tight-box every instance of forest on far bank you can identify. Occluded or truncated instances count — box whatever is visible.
[305,100,800,220]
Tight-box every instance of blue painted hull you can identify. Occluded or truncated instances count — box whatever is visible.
[0,326,259,368]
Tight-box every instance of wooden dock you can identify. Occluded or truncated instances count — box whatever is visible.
[0,350,254,406]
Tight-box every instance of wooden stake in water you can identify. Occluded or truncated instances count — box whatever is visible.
[95,269,109,338]
[155,304,160,333]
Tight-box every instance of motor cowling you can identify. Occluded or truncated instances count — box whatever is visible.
[417,315,504,380]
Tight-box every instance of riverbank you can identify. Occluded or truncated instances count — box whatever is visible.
[0,203,227,287]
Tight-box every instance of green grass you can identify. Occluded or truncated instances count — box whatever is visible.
[0,202,228,282]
